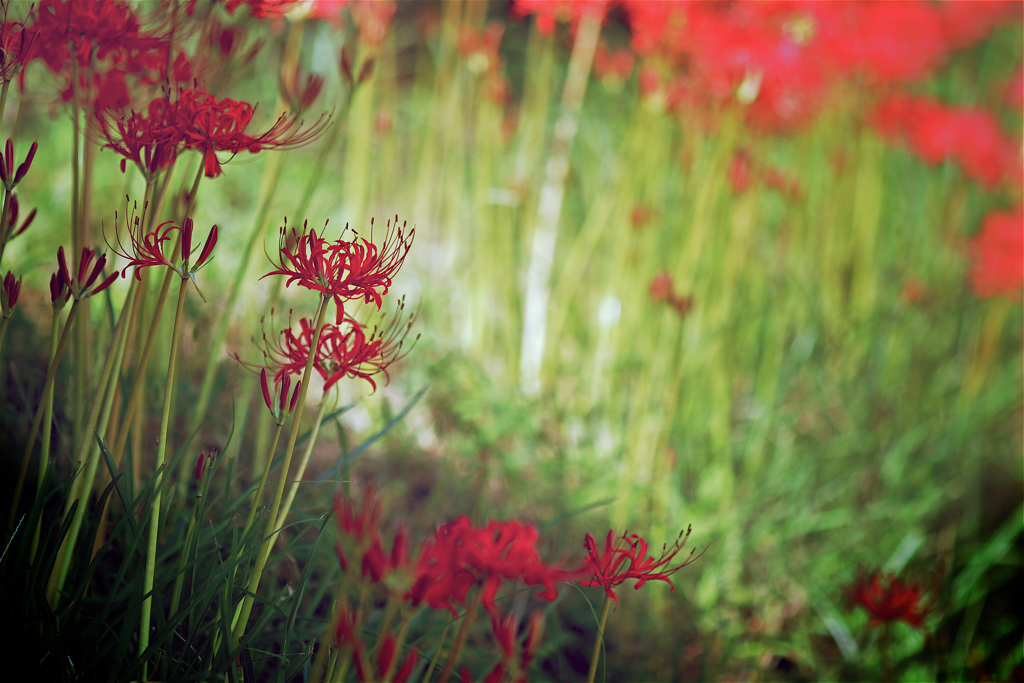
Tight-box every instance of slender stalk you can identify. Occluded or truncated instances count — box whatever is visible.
[0,317,9,361]
[139,276,189,681]
[586,594,612,683]
[0,79,11,142]
[437,588,481,683]
[421,623,449,683]
[27,309,61,559]
[169,471,203,619]
[231,297,329,645]
[48,283,137,606]
[239,422,283,545]
[519,12,602,395]
[9,299,79,527]
[275,394,331,532]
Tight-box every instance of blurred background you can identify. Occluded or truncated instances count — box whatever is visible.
[1,1,1022,680]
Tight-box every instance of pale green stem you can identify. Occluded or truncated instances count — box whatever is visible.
[9,300,79,527]
[518,12,602,395]
[275,393,331,532]
[169,470,203,619]
[437,588,481,683]
[586,594,612,683]
[231,297,329,646]
[239,422,283,547]
[139,276,189,682]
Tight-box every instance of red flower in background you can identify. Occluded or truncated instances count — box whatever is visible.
[512,0,610,35]
[56,245,119,300]
[1,270,20,317]
[847,570,930,628]
[409,516,579,619]
[969,207,1024,300]
[581,527,700,602]
[871,93,1022,190]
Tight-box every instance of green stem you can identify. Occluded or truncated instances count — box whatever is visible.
[139,276,189,681]
[9,299,79,527]
[239,422,283,546]
[231,297,329,646]
[0,79,11,142]
[27,309,61,560]
[586,594,612,683]
[437,588,481,683]
[421,623,449,683]
[275,393,331,532]
[381,609,413,683]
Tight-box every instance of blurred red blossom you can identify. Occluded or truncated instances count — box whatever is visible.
[729,150,753,193]
[968,207,1024,300]
[408,516,580,619]
[581,527,700,602]
[847,569,930,628]
[512,0,611,35]
[872,93,1022,190]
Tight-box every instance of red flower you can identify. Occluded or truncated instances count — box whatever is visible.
[259,366,300,424]
[334,487,383,547]
[1,192,38,246]
[263,217,414,324]
[581,527,700,602]
[728,150,753,194]
[1,270,19,317]
[27,0,144,73]
[317,300,416,393]
[97,95,182,177]
[108,211,217,286]
[409,516,578,619]
[56,245,119,300]
[969,207,1024,300]
[170,88,329,178]
[0,10,38,83]
[511,0,610,35]
[847,570,930,628]
[0,139,38,189]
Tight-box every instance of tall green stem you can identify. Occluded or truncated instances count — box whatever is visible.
[139,277,189,681]
[275,394,331,532]
[9,300,79,526]
[231,297,329,646]
[586,594,612,683]
[437,588,481,683]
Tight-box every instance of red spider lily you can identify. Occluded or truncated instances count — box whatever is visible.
[0,139,38,189]
[97,95,182,177]
[1,193,38,244]
[26,0,146,73]
[263,217,414,323]
[969,207,1024,300]
[279,63,325,113]
[581,526,700,602]
[409,516,580,620]
[108,214,217,291]
[194,450,212,482]
[56,245,119,300]
[0,10,39,83]
[349,0,397,47]
[360,524,412,583]
[1,270,20,317]
[318,300,416,393]
[334,487,383,547]
[49,270,71,307]
[169,88,329,178]
[252,315,331,384]
[259,366,300,424]
[847,570,930,628]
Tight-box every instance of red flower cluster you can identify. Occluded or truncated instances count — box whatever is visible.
[409,516,580,620]
[873,93,1022,190]
[620,1,1018,131]
[1,270,20,317]
[968,207,1024,300]
[264,216,414,323]
[100,88,329,178]
[847,569,930,628]
[108,214,217,287]
[56,245,119,301]
[581,527,700,602]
